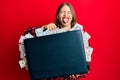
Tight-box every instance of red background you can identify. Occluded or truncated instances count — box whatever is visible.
[0,0,120,80]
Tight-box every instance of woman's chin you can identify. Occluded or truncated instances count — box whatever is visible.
[61,22,71,27]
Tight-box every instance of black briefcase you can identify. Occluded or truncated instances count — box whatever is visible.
[24,30,88,80]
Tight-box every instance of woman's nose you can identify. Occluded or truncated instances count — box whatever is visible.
[64,12,68,16]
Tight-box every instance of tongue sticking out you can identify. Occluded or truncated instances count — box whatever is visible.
[63,18,69,23]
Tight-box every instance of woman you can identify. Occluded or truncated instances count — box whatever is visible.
[19,2,92,80]
[42,2,91,80]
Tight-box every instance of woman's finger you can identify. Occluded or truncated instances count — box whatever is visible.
[44,23,57,31]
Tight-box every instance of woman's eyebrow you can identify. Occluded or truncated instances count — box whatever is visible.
[59,10,71,13]
[68,11,71,12]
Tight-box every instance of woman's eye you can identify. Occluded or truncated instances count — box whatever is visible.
[60,11,64,14]
[68,11,71,14]
[60,11,71,14]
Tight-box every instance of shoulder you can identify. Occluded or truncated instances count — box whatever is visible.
[71,23,83,31]
[74,23,83,30]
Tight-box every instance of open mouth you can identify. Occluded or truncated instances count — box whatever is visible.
[62,17,69,24]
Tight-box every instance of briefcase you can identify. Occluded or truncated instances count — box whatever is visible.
[24,30,88,80]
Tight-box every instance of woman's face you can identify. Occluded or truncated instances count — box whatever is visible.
[58,5,72,27]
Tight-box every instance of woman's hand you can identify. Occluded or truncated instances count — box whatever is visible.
[44,23,57,31]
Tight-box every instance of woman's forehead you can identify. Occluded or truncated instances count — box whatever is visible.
[60,5,71,11]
